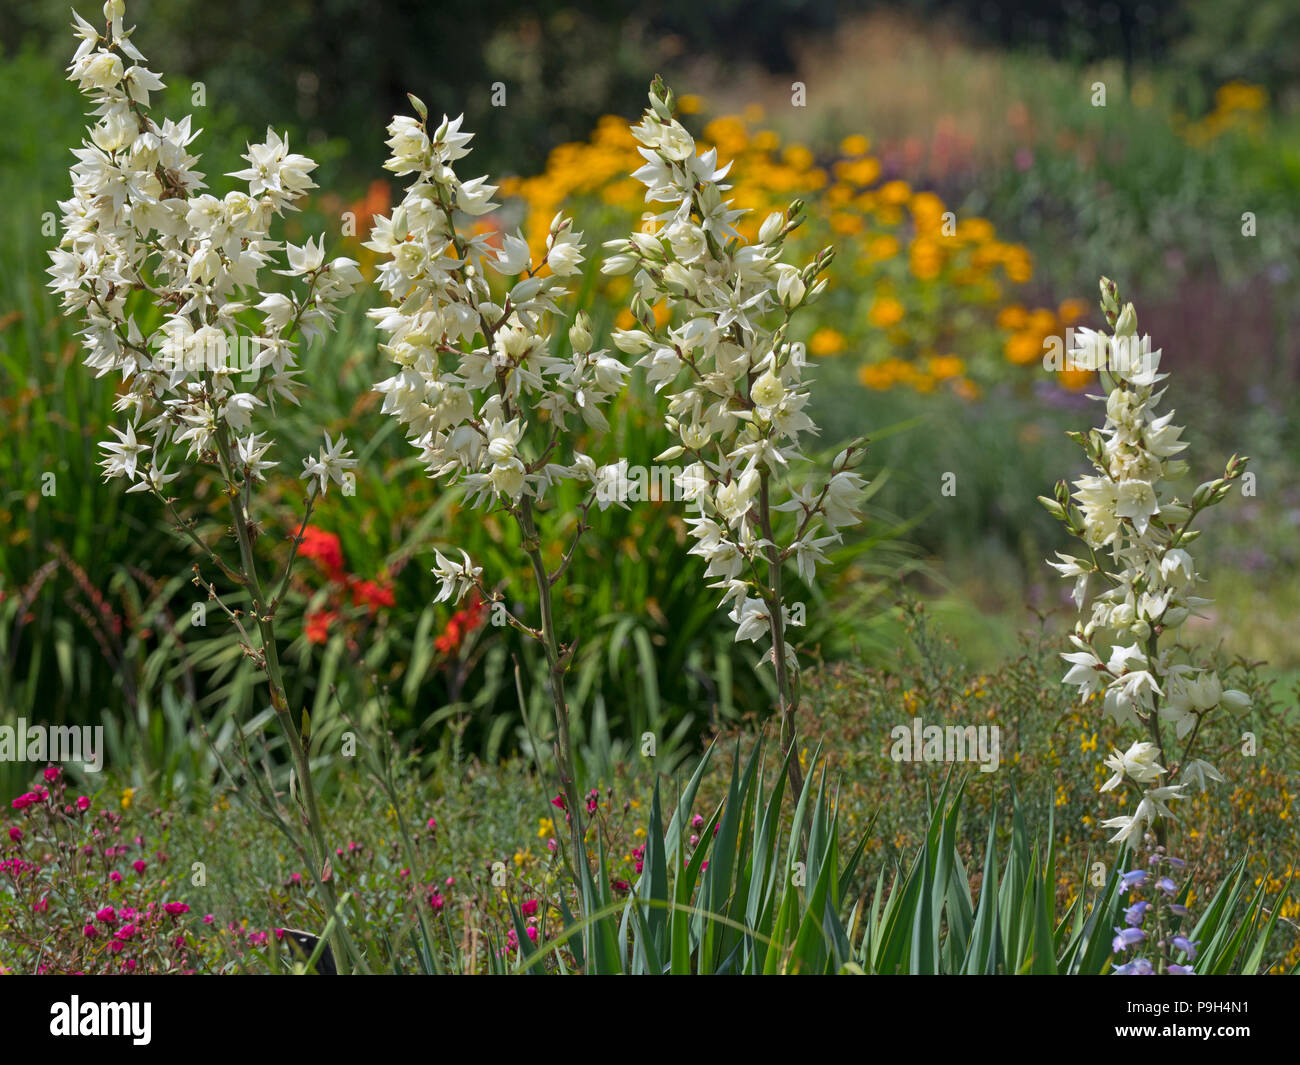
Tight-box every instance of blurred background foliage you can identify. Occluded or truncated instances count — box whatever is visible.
[2,0,1298,791]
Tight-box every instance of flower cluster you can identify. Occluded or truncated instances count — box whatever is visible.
[367,101,629,531]
[604,79,867,683]
[2,769,207,973]
[1111,843,1198,975]
[1041,278,1251,847]
[293,525,396,646]
[48,1,361,505]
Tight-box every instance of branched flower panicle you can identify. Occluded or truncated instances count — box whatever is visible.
[604,77,868,795]
[47,0,363,970]
[366,96,630,889]
[1040,277,1251,849]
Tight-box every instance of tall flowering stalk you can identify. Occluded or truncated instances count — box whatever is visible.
[603,78,867,798]
[366,97,629,886]
[1040,277,1250,849]
[47,1,363,967]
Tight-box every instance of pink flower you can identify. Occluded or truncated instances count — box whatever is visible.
[132,859,146,874]
[521,899,539,917]
[123,958,137,971]
[428,891,445,913]
[114,923,136,942]
[550,793,566,811]
[96,906,116,925]
[82,925,97,939]
[7,827,20,842]
[427,817,437,832]
[526,926,538,943]
[202,914,215,925]
[76,796,91,812]
[43,767,61,783]
[108,870,122,883]
[163,902,189,916]
[691,814,704,829]
[33,896,48,914]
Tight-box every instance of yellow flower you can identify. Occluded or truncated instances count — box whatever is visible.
[868,295,905,328]
[839,133,871,156]
[957,217,995,243]
[928,354,964,380]
[858,363,894,390]
[879,179,911,205]
[677,93,704,115]
[834,157,881,187]
[1081,732,1098,753]
[809,327,847,357]
[865,235,899,262]
[783,144,814,170]
[1057,298,1089,325]
[121,787,135,811]
[1004,331,1041,365]
[538,817,555,839]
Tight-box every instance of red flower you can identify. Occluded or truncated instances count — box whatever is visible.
[349,578,395,612]
[435,592,485,654]
[305,609,337,645]
[298,526,345,578]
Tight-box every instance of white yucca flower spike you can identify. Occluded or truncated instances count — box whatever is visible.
[48,0,364,970]
[1041,277,1252,848]
[49,2,362,500]
[607,77,870,798]
[367,97,630,886]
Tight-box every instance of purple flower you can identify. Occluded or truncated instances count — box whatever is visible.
[1120,870,1148,889]
[1124,901,1150,927]
[1171,935,1198,961]
[1114,957,1154,975]
[1156,876,1177,896]
[1168,964,1196,975]
[1112,926,1146,953]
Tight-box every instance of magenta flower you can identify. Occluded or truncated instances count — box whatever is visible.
[108,870,122,883]
[132,859,146,874]
[163,902,189,916]
[76,796,91,812]
[82,924,97,939]
[428,891,446,913]
[7,827,20,842]
[95,906,116,925]
[43,767,61,783]
[521,899,539,917]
